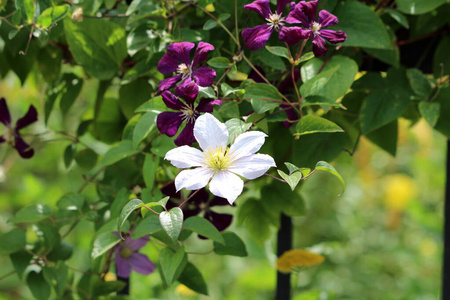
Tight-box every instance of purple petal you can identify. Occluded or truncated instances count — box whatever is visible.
[318,10,339,28]
[15,105,37,131]
[248,66,266,83]
[158,74,183,93]
[280,104,298,128]
[157,52,181,75]
[276,0,291,14]
[192,42,215,68]
[196,99,222,113]
[14,136,34,159]
[242,24,273,51]
[0,98,12,126]
[127,235,150,251]
[174,79,199,104]
[278,26,306,45]
[320,29,347,44]
[278,68,300,93]
[174,121,196,146]
[115,254,132,278]
[129,253,156,275]
[244,0,272,19]
[205,210,233,231]
[288,0,318,26]
[157,111,184,137]
[312,35,328,57]
[167,42,195,65]
[161,91,185,110]
[0,136,5,143]
[192,67,216,87]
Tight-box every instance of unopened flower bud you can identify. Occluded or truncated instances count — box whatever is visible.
[72,7,83,22]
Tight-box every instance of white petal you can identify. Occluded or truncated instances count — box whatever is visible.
[229,131,267,160]
[175,167,214,191]
[194,113,228,151]
[165,146,205,168]
[209,171,244,204]
[228,154,276,179]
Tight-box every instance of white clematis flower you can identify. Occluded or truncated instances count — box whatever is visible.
[165,113,276,204]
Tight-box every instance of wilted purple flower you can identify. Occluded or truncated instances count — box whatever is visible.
[162,182,233,235]
[0,98,37,159]
[157,41,216,93]
[242,0,304,50]
[287,0,347,57]
[157,79,222,146]
[113,233,155,278]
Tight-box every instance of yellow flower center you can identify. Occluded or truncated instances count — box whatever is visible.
[203,146,233,171]
[311,22,322,34]
[266,13,285,30]
[177,63,192,79]
[181,107,197,123]
[120,247,133,258]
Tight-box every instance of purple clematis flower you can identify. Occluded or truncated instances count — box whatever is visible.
[157,79,222,146]
[113,233,155,278]
[162,182,233,236]
[0,98,37,159]
[287,0,347,57]
[157,41,216,93]
[242,0,304,50]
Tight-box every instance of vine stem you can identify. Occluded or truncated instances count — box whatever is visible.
[0,271,15,281]
[178,188,202,209]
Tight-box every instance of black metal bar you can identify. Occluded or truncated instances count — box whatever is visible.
[443,140,450,299]
[276,213,293,300]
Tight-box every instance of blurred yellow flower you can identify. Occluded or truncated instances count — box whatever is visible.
[276,249,325,273]
[384,174,417,212]
[104,272,117,281]
[176,284,196,296]
[205,4,215,12]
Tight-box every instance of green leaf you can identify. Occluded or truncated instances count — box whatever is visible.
[43,262,68,297]
[110,188,130,219]
[74,148,98,169]
[57,193,84,212]
[203,13,230,30]
[245,83,283,114]
[225,118,252,144]
[36,5,69,28]
[132,111,158,149]
[302,95,343,108]
[284,162,300,174]
[277,170,302,191]
[385,8,409,28]
[34,222,60,250]
[10,250,32,279]
[133,214,163,239]
[119,78,154,118]
[100,140,139,166]
[183,217,225,244]
[433,36,450,78]
[92,232,121,259]
[407,68,433,99]
[93,280,127,296]
[213,232,247,257]
[207,57,232,69]
[63,144,76,169]
[295,115,344,136]
[265,46,290,60]
[261,180,306,217]
[366,120,398,156]
[178,262,208,295]
[237,199,276,243]
[151,135,176,157]
[333,1,393,49]
[297,52,315,64]
[26,270,51,300]
[117,199,144,238]
[9,204,51,223]
[143,154,159,190]
[360,68,413,134]
[64,18,127,80]
[434,87,450,138]
[419,101,440,127]
[0,228,26,254]
[300,56,358,102]
[314,161,345,194]
[15,0,35,23]
[159,207,183,243]
[135,96,167,113]
[397,0,447,15]
[159,247,188,285]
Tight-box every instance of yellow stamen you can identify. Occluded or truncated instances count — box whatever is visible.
[266,13,285,30]
[311,22,322,34]
[120,248,133,258]
[203,146,234,171]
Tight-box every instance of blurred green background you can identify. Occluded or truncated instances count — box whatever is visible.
[0,70,445,299]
